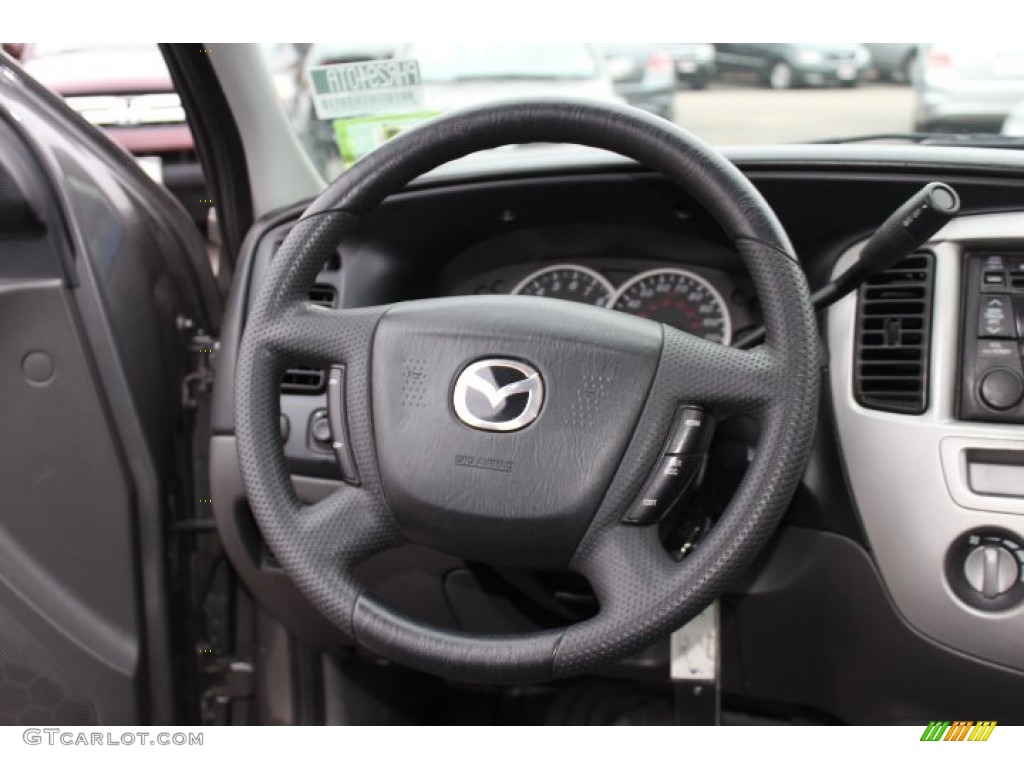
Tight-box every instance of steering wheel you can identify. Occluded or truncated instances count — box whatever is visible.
[235,99,819,683]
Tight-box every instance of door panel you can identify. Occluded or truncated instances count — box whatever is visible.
[0,57,221,725]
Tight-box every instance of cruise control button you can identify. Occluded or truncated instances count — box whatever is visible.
[664,406,715,455]
[622,454,704,525]
[327,365,360,485]
[979,295,1015,339]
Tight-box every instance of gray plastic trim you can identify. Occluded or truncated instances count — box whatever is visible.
[941,436,1024,512]
[208,44,324,216]
[829,211,1024,671]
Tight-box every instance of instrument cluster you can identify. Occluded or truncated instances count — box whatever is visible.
[453,261,746,345]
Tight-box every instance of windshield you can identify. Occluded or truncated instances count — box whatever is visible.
[266,42,1024,179]
[402,43,601,82]
[28,42,158,57]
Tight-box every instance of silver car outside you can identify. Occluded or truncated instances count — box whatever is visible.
[914,43,1024,132]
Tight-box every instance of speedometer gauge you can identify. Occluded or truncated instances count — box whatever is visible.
[511,265,614,307]
[611,268,732,344]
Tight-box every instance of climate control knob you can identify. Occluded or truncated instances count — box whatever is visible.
[947,530,1024,610]
[963,544,1020,598]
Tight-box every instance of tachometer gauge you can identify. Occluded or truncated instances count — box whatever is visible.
[511,265,614,307]
[611,268,732,344]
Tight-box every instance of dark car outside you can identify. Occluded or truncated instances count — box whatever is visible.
[862,43,917,83]
[601,43,677,120]
[663,42,716,89]
[715,43,871,89]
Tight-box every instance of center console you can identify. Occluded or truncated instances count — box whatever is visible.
[829,212,1024,674]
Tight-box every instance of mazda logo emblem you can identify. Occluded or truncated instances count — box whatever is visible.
[453,359,544,432]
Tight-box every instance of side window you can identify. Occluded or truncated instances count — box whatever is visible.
[18,43,210,234]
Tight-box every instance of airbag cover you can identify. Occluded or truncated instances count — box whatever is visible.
[371,295,661,567]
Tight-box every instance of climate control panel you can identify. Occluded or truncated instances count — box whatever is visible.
[946,529,1024,611]
[959,252,1024,422]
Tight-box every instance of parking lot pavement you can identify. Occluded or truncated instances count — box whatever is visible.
[674,82,915,145]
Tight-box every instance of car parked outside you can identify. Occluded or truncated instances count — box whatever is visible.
[1004,98,1024,135]
[398,43,621,112]
[913,43,1024,132]
[601,43,677,120]
[20,43,208,229]
[663,43,716,89]
[714,43,871,89]
[862,43,917,83]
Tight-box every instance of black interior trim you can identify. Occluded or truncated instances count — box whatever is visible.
[162,44,253,274]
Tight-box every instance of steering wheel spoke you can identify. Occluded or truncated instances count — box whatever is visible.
[259,304,384,367]
[659,325,781,416]
[298,487,406,566]
[251,485,404,636]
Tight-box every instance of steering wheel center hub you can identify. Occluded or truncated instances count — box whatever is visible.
[371,296,661,567]
[452,357,545,432]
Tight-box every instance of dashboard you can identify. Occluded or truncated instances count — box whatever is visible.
[208,147,1024,723]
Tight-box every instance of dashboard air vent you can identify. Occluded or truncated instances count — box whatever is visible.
[279,285,337,394]
[308,284,336,308]
[854,252,934,414]
[281,367,325,394]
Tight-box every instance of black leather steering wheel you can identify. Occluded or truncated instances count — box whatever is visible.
[235,99,819,683]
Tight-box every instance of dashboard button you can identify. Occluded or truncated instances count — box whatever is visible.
[978,295,1015,339]
[622,454,704,525]
[664,406,715,455]
[979,368,1024,411]
[310,410,332,444]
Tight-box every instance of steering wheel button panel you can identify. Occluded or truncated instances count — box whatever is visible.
[622,454,705,526]
[327,365,359,485]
